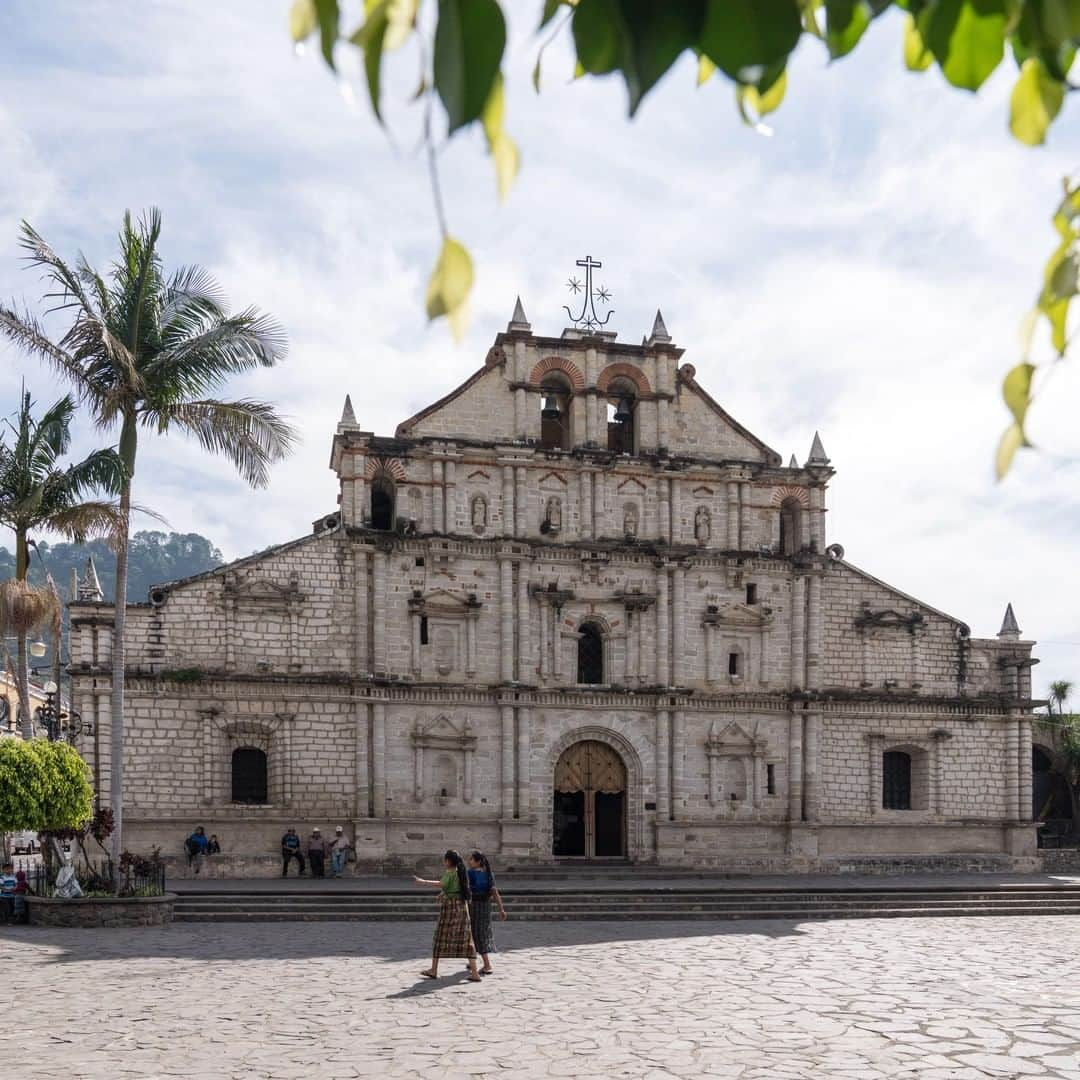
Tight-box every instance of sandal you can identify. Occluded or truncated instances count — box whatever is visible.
[468,973,482,982]
[419,970,438,979]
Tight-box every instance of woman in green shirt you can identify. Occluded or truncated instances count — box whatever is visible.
[413,849,481,981]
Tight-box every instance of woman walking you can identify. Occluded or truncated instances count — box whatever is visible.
[467,850,506,975]
[413,850,481,981]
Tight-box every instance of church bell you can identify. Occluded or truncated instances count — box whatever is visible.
[541,394,562,420]
[613,396,633,423]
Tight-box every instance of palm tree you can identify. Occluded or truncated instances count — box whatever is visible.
[1049,680,1073,717]
[0,389,126,738]
[0,209,296,864]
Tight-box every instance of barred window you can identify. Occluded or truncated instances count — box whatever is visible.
[232,746,268,804]
[883,750,912,810]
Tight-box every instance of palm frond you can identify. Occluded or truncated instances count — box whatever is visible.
[0,304,90,394]
[0,578,59,636]
[41,500,127,543]
[56,447,127,500]
[164,264,226,316]
[17,220,103,321]
[28,394,76,468]
[151,398,297,488]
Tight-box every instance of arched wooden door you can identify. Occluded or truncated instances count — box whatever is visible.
[553,740,627,858]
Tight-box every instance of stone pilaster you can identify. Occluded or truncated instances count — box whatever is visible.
[499,556,514,683]
[788,707,803,822]
[431,459,444,533]
[656,708,670,820]
[803,710,821,822]
[671,565,686,685]
[656,565,670,686]
[371,702,386,817]
[501,465,514,538]
[517,562,530,682]
[726,481,739,549]
[517,707,531,818]
[791,574,806,691]
[501,704,515,818]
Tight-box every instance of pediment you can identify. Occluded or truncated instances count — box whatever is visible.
[415,588,481,616]
[616,477,646,493]
[412,713,476,750]
[538,470,568,488]
[707,719,762,754]
[854,607,924,631]
[703,602,772,628]
[224,572,302,604]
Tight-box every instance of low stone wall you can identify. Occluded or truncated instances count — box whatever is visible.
[1039,848,1080,874]
[27,894,175,928]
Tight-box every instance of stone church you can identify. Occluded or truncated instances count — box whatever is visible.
[69,294,1041,873]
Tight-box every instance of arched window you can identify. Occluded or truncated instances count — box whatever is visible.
[606,377,636,454]
[371,472,396,531]
[779,496,803,556]
[540,373,572,450]
[882,750,912,810]
[232,746,268,804]
[577,621,605,685]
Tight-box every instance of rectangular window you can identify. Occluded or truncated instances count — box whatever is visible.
[746,583,757,605]
[728,652,740,676]
[766,763,776,795]
[883,751,912,810]
[420,616,429,646]
[415,557,425,567]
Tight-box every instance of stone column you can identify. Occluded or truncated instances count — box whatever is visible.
[372,549,387,674]
[658,477,670,544]
[444,460,456,533]
[552,606,563,680]
[517,707,531,818]
[739,481,750,548]
[788,708,803,822]
[868,736,882,815]
[515,466,528,536]
[414,742,424,802]
[340,453,356,527]
[656,567,670,686]
[656,709,671,820]
[791,575,806,691]
[671,710,685,820]
[593,470,605,538]
[726,481,739,549]
[431,460,444,533]
[1005,715,1020,819]
[354,700,369,818]
[501,704,515,818]
[803,710,821,822]
[580,470,593,540]
[502,465,514,538]
[539,599,550,680]
[514,385,525,438]
[410,609,422,675]
[670,478,681,544]
[809,485,824,552]
[806,574,822,691]
[517,564,530,682]
[466,615,477,677]
[500,557,514,683]
[372,702,386,817]
[672,565,685,685]
[1019,717,1032,821]
[638,606,649,684]
[658,398,670,450]
[353,547,369,675]
[586,392,598,447]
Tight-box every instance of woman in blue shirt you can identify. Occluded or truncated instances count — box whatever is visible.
[466,850,506,974]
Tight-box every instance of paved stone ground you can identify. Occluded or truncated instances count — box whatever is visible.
[3,916,1079,1079]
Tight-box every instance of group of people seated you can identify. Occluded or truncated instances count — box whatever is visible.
[182,825,354,877]
[0,862,32,923]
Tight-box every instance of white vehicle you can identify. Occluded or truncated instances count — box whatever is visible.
[9,830,38,854]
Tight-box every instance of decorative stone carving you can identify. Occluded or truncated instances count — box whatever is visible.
[544,496,562,533]
[623,504,639,539]
[706,720,767,813]
[471,494,488,533]
[411,715,477,803]
[694,506,711,544]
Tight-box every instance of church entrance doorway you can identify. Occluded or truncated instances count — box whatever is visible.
[552,740,626,858]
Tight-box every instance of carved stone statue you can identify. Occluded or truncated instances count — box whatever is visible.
[471,495,487,531]
[695,506,711,544]
[623,504,638,539]
[545,496,562,531]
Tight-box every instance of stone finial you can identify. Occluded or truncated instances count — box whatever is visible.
[646,309,671,346]
[339,394,357,427]
[68,566,78,603]
[997,603,1021,641]
[788,454,798,469]
[78,555,104,603]
[507,296,532,333]
[806,431,830,466]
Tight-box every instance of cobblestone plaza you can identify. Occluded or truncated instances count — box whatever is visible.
[5,916,1079,1079]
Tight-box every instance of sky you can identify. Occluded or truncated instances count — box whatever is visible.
[0,2,1078,697]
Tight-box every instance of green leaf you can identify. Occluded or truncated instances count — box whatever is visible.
[919,0,1007,91]
[314,0,340,68]
[426,236,474,331]
[994,421,1025,480]
[290,0,318,42]
[1053,179,1080,239]
[700,0,803,83]
[1002,361,1035,428]
[350,1,391,123]
[434,0,507,133]
[1049,249,1079,299]
[697,53,718,85]
[1009,57,1065,145]
[825,0,871,58]
[481,76,520,201]
[903,12,933,69]
[1038,290,1070,353]
[572,0,706,115]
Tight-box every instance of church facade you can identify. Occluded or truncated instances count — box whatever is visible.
[68,301,1041,873]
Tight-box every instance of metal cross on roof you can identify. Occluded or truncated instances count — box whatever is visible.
[564,254,614,331]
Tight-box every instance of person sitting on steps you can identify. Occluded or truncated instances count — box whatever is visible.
[281,827,305,877]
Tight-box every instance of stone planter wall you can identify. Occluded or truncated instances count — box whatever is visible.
[27,893,175,928]
[1039,848,1080,874]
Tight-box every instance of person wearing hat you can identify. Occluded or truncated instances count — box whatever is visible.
[307,828,329,878]
[329,825,352,878]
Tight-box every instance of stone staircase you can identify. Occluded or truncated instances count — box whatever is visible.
[173,880,1080,923]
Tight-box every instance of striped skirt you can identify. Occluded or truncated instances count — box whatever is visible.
[432,896,476,959]
[469,895,496,955]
